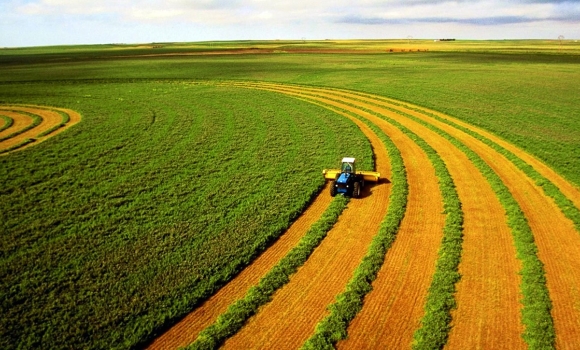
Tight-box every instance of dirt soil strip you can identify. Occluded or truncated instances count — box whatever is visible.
[258,84,525,349]
[362,95,580,209]
[0,106,81,153]
[0,110,34,140]
[221,95,392,350]
[147,186,334,350]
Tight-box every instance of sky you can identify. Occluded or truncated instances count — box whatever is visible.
[1,0,579,47]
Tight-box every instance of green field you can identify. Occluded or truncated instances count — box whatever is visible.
[1,40,579,348]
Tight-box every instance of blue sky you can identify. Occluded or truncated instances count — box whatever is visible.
[1,0,579,47]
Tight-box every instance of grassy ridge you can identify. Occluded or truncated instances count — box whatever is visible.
[190,195,350,350]
[0,83,372,349]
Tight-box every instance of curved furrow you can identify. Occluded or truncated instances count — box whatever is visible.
[0,114,14,133]
[253,83,580,348]
[235,83,449,348]
[147,186,334,349]
[220,105,392,349]
[244,83,525,348]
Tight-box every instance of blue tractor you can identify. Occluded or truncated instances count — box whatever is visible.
[323,157,380,198]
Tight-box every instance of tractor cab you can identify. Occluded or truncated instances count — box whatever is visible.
[340,157,356,174]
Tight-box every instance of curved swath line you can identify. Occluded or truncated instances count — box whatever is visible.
[0,115,13,133]
[349,91,580,209]
[220,93,393,350]
[0,110,35,140]
[238,83,525,349]
[0,105,80,154]
[291,86,580,347]
[147,186,335,349]
[306,89,580,232]
[263,84,580,348]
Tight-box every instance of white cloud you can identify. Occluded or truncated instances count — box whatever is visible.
[1,0,579,46]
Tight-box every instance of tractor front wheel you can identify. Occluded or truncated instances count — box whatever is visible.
[353,182,361,198]
[330,181,337,197]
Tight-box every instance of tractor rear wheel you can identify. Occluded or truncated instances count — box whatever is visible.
[330,181,337,197]
[353,182,361,198]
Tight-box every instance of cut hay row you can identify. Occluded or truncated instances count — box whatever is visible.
[0,111,40,142]
[0,105,80,154]
[147,186,335,350]
[343,92,579,348]
[262,83,580,348]
[236,83,448,348]
[190,195,349,350]
[0,115,14,133]
[147,81,579,349]
[219,107,392,349]
[244,83,523,348]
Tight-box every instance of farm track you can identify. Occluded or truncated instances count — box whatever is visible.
[0,105,80,154]
[221,109,392,349]
[147,185,334,349]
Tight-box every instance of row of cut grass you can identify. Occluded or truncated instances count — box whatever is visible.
[189,195,349,350]
[0,110,42,142]
[399,102,580,233]
[35,108,73,138]
[339,88,580,234]
[265,85,463,349]
[355,98,556,348]
[0,114,14,133]
[300,102,408,349]
[0,138,36,154]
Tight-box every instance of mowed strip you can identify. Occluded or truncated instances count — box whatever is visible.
[372,97,580,210]
[221,101,392,349]
[0,110,34,140]
[257,84,525,348]
[249,83,450,348]
[366,97,580,348]
[0,106,81,153]
[147,185,334,349]
[335,106,446,347]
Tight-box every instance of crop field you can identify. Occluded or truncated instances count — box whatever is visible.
[1,40,580,349]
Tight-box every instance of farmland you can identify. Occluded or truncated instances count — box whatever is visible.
[1,40,580,349]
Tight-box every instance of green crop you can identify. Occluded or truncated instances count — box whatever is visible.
[0,82,372,349]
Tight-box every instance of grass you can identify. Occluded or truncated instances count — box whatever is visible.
[0,40,577,348]
[189,195,350,350]
[0,114,14,132]
[301,104,408,349]
[0,83,372,349]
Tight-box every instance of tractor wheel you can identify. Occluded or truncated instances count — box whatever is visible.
[330,181,337,197]
[353,182,361,198]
